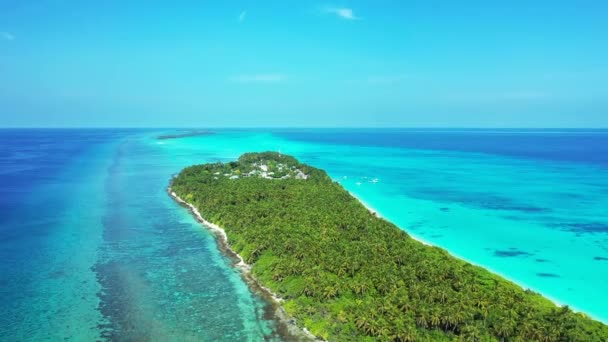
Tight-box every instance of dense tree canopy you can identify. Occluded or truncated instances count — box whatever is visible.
[172,152,608,341]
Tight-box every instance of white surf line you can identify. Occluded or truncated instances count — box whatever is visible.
[168,189,324,341]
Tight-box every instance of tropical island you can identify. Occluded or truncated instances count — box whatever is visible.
[157,130,213,140]
[170,152,608,341]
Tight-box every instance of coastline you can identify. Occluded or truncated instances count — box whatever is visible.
[348,190,433,247]
[345,191,597,321]
[168,187,322,342]
[172,183,596,327]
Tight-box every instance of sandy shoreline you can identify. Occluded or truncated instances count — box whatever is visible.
[170,184,603,332]
[168,188,321,341]
[345,192,582,316]
[347,190,434,247]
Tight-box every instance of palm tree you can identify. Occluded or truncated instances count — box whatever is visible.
[398,300,412,313]
[322,285,338,299]
[429,310,441,328]
[398,327,418,342]
[355,316,372,334]
[459,324,480,341]
[494,317,515,341]
[438,288,449,304]
[416,309,429,328]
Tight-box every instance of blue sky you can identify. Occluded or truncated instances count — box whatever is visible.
[0,1,607,127]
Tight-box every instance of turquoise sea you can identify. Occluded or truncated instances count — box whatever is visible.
[1,128,607,340]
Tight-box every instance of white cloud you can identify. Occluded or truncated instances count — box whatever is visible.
[323,7,358,20]
[238,11,247,22]
[229,74,286,83]
[1,32,15,41]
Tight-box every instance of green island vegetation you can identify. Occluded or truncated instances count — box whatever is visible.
[171,152,608,341]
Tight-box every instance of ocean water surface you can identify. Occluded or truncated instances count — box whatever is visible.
[1,128,607,340]
[0,129,286,341]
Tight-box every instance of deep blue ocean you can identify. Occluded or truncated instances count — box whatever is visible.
[1,128,607,340]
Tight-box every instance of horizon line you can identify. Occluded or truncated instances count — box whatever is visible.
[2,126,608,130]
